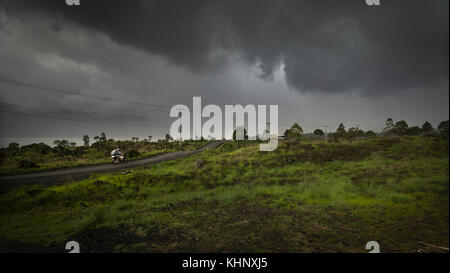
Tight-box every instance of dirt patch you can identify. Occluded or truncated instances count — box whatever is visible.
[70,225,148,252]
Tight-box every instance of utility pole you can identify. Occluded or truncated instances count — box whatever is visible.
[176,109,183,149]
[324,125,328,142]
[179,112,182,148]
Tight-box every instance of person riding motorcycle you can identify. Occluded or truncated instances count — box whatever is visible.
[111,148,121,157]
[111,148,126,163]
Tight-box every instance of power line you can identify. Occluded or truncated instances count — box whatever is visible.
[279,123,331,128]
[0,77,171,110]
[0,77,373,130]
[0,109,169,128]
[279,122,363,128]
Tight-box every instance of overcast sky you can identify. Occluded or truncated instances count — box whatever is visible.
[0,0,448,145]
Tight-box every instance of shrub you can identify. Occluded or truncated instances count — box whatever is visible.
[365,130,377,138]
[438,120,449,136]
[128,149,140,158]
[18,160,38,169]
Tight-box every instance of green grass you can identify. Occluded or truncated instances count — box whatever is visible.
[0,136,448,252]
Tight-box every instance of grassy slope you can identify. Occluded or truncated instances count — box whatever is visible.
[0,136,448,253]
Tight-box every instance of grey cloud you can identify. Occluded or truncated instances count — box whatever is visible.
[0,0,448,145]
[3,0,448,95]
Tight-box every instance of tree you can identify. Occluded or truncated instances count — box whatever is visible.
[7,143,19,150]
[365,130,376,138]
[393,120,409,135]
[438,120,449,135]
[148,135,153,142]
[100,132,107,142]
[347,127,364,139]
[54,139,69,148]
[284,123,303,139]
[132,137,139,142]
[233,127,248,140]
[336,123,346,137]
[69,142,77,147]
[165,134,173,142]
[258,127,269,141]
[407,126,422,136]
[94,136,100,143]
[421,121,433,134]
[313,129,324,137]
[384,118,394,133]
[83,135,90,147]
[60,140,69,148]
[290,123,303,135]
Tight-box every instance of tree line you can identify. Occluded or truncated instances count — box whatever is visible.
[1,132,187,166]
[282,119,449,140]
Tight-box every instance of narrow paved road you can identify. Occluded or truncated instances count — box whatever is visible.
[0,141,226,191]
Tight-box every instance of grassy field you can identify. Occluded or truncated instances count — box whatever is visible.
[0,136,448,253]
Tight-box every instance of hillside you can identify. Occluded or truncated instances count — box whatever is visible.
[0,136,448,252]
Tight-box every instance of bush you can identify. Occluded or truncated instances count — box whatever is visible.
[365,130,377,138]
[128,149,140,158]
[7,143,20,150]
[18,160,38,169]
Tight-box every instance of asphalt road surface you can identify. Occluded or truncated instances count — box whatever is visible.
[0,141,226,192]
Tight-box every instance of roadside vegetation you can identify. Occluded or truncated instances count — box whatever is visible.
[0,121,448,252]
[0,133,211,175]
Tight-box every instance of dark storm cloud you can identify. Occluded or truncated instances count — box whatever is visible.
[4,0,448,95]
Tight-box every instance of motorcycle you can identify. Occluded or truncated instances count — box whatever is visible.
[112,153,127,164]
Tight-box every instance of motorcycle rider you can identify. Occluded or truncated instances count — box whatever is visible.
[111,148,121,161]
[111,148,121,157]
